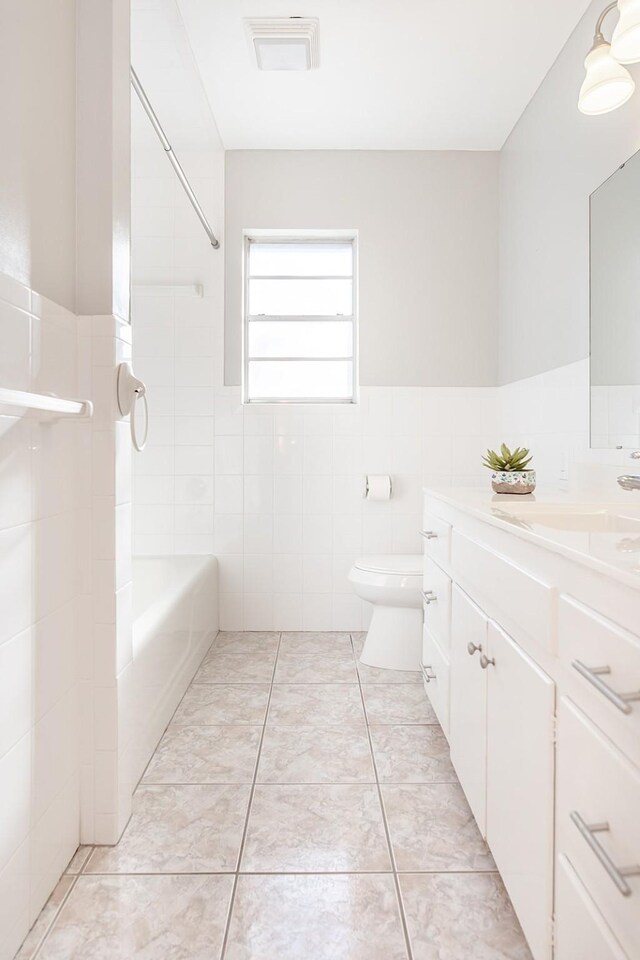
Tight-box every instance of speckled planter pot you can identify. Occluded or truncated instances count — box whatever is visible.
[491,469,536,495]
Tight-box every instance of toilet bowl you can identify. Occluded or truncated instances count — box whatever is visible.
[348,555,423,671]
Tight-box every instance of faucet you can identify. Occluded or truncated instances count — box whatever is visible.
[617,451,640,490]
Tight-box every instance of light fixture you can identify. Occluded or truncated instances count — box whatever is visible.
[579,2,636,114]
[611,0,640,62]
[245,17,319,71]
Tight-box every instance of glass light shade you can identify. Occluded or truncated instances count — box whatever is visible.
[578,41,635,114]
[612,0,640,63]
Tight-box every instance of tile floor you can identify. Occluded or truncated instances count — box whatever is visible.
[17,631,533,960]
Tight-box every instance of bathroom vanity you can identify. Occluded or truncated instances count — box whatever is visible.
[421,487,640,960]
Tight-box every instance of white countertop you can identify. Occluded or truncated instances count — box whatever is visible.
[423,484,640,590]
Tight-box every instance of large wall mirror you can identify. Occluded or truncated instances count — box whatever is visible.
[590,149,640,448]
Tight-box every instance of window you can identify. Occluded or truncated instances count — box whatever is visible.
[243,236,357,403]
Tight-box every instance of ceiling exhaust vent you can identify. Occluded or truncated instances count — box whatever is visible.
[245,17,319,71]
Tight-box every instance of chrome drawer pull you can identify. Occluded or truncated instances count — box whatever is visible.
[570,811,640,897]
[421,664,436,683]
[419,530,438,540]
[467,642,482,656]
[479,653,495,670]
[421,590,437,605]
[572,660,640,715]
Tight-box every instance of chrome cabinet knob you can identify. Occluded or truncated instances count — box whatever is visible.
[479,653,495,670]
[467,642,482,656]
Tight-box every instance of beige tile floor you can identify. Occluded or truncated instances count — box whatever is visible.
[18,631,533,960]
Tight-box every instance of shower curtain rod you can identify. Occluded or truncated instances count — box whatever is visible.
[130,66,220,250]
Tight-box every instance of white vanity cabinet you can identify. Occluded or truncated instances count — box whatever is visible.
[448,584,555,958]
[421,488,640,960]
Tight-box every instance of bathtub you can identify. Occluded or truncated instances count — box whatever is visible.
[125,555,218,788]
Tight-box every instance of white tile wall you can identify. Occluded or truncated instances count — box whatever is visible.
[130,119,501,632]
[499,358,640,493]
[0,273,83,960]
[77,313,135,850]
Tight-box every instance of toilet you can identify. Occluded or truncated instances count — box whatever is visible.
[348,555,423,671]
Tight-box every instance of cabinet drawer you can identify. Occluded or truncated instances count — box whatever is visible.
[556,697,640,959]
[559,595,640,767]
[422,557,452,652]
[420,510,451,565]
[422,626,450,739]
[452,531,555,655]
[555,855,629,960]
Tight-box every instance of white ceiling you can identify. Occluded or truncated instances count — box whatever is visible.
[174,0,592,150]
[131,0,222,150]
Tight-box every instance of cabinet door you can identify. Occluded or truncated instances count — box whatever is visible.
[486,621,555,960]
[449,584,488,834]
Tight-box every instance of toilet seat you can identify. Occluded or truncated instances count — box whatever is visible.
[353,555,422,576]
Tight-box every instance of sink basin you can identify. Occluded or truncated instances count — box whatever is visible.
[491,504,640,534]
[525,512,640,533]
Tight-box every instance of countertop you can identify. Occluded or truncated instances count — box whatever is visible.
[423,484,640,590]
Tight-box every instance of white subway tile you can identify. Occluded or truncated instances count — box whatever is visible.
[174,475,213,505]
[215,437,243,475]
[175,445,213,476]
[244,475,273,514]
[273,475,303,515]
[273,593,303,631]
[302,594,332,631]
[0,524,32,645]
[244,436,274,474]
[303,554,333,594]
[273,435,303,474]
[303,475,333,515]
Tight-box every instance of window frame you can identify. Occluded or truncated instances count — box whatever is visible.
[242,233,359,404]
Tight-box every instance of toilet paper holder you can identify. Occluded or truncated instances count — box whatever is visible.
[364,475,393,499]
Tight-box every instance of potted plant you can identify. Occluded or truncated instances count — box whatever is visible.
[482,443,536,494]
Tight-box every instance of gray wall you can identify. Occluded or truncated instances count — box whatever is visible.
[0,0,77,311]
[225,150,499,387]
[499,0,640,385]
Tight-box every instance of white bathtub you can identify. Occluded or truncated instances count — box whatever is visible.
[125,556,218,788]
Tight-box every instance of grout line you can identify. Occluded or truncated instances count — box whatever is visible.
[135,778,461,786]
[219,631,283,960]
[350,632,415,960]
[30,872,81,960]
[59,868,501,878]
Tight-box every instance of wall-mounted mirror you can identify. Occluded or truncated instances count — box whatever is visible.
[590,149,640,449]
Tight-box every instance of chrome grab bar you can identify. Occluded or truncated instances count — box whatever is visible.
[570,811,640,897]
[0,387,92,418]
[572,660,640,715]
[421,664,436,683]
[419,530,438,540]
[421,590,437,605]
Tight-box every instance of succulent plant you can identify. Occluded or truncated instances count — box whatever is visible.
[482,443,533,473]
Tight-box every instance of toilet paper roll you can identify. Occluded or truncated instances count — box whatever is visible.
[365,475,392,500]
